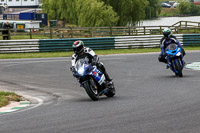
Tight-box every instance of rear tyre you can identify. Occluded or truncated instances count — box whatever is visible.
[82,79,99,101]
[174,60,183,77]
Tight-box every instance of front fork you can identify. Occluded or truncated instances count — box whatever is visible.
[171,57,184,72]
[168,55,183,66]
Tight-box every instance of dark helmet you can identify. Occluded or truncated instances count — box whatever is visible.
[72,40,84,55]
[163,28,172,38]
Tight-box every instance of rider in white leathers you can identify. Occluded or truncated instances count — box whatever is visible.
[70,40,113,85]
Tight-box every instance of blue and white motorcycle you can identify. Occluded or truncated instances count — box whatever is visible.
[165,43,185,77]
[73,58,115,101]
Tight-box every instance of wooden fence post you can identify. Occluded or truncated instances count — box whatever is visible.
[58,30,62,38]
[110,27,113,36]
[43,28,46,36]
[50,27,53,39]
[135,28,138,36]
[8,29,11,40]
[30,28,32,39]
[70,27,73,38]
[160,26,162,34]
[144,27,146,35]
[90,27,93,38]
[177,26,180,33]
[128,27,131,35]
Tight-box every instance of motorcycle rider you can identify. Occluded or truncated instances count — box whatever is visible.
[158,28,185,66]
[70,40,113,85]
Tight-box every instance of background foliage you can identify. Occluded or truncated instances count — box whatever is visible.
[100,0,149,26]
[43,0,119,27]
[178,0,200,15]
[178,0,191,14]
[145,0,161,19]
[43,0,162,27]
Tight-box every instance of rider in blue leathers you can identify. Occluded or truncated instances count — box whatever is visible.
[158,28,185,65]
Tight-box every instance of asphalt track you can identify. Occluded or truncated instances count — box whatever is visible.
[0,51,200,133]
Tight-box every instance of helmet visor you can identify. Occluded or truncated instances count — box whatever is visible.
[163,32,171,38]
[73,45,84,54]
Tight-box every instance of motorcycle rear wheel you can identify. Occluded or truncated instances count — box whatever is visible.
[174,60,183,77]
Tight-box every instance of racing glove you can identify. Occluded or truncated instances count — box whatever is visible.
[70,66,75,73]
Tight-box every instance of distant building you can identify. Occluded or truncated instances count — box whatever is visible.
[0,0,41,7]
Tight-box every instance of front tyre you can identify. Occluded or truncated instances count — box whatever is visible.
[174,60,183,77]
[82,79,99,101]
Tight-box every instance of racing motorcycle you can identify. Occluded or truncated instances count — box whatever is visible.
[72,58,115,101]
[165,43,185,77]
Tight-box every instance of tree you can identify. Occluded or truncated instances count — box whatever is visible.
[77,0,119,27]
[178,0,191,14]
[43,0,60,19]
[145,0,161,19]
[190,4,200,16]
[100,0,149,26]
[43,0,119,27]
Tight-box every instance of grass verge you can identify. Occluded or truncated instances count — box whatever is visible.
[0,46,199,59]
[0,48,159,59]
[0,91,22,108]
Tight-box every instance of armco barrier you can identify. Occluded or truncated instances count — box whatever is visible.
[39,37,115,52]
[0,34,199,53]
[114,34,183,49]
[0,39,39,53]
[182,34,200,46]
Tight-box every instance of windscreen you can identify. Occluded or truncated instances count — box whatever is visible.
[75,59,84,71]
[75,57,89,71]
[166,43,177,51]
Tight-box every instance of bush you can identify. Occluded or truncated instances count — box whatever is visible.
[190,4,200,15]
[178,0,191,14]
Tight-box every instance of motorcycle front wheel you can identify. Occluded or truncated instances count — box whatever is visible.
[174,60,183,77]
[82,78,99,101]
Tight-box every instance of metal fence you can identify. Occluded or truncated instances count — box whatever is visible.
[0,34,199,53]
[0,39,39,53]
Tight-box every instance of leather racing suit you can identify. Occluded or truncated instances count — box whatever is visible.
[71,47,112,82]
[158,35,185,63]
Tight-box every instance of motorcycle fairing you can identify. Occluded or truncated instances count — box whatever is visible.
[90,66,105,85]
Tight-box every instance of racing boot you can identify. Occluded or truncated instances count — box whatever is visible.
[104,71,114,88]
[166,64,170,69]
[182,60,186,67]
[97,62,114,88]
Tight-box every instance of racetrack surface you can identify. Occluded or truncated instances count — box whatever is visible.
[0,51,200,133]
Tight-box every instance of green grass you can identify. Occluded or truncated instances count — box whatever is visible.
[158,8,180,17]
[0,91,22,108]
[0,46,199,59]
[7,35,56,40]
[0,48,160,59]
[179,29,200,34]
[158,12,179,17]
